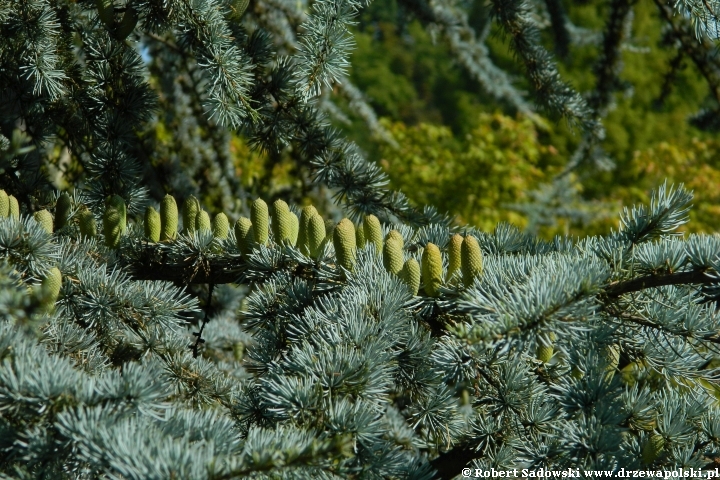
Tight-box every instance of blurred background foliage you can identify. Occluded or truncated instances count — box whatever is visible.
[148,0,718,237]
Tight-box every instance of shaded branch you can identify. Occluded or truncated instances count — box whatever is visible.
[603,269,716,299]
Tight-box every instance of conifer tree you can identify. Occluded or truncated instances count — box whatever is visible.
[2,0,720,478]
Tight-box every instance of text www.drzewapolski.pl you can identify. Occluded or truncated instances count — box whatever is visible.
[462,468,718,478]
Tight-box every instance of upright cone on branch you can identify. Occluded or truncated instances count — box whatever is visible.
[55,193,72,230]
[333,218,356,272]
[363,215,383,254]
[0,189,9,217]
[78,208,97,238]
[183,196,199,234]
[642,434,665,464]
[8,195,19,219]
[106,195,127,234]
[195,210,211,233]
[160,194,178,241]
[272,199,293,245]
[34,210,53,234]
[115,2,138,40]
[103,206,122,249]
[308,214,326,258]
[95,0,114,29]
[298,205,318,255]
[422,243,443,297]
[447,234,463,281]
[144,206,161,242]
[383,238,404,275]
[251,198,269,245]
[461,235,483,287]
[40,267,62,312]
[400,258,420,296]
[235,217,254,255]
[212,212,230,239]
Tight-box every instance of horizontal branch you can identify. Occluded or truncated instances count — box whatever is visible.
[604,269,716,299]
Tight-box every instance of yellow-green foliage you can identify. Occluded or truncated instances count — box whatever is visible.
[422,243,443,297]
[234,217,254,254]
[78,208,97,238]
[400,258,420,296]
[55,193,72,230]
[0,190,8,217]
[642,435,665,465]
[195,210,211,233]
[8,195,19,219]
[333,218,356,271]
[212,212,230,239]
[447,233,462,281]
[33,210,53,234]
[144,206,161,242]
[383,238,404,275]
[251,198,269,245]
[307,214,326,258]
[160,194,178,241]
[363,215,383,254]
[183,196,199,234]
[103,206,122,248]
[298,205,318,255]
[461,235,483,287]
[355,221,366,247]
[378,114,556,231]
[40,266,62,312]
[106,195,126,234]
[272,199,293,245]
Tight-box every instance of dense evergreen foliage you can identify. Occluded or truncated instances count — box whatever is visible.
[2,0,720,478]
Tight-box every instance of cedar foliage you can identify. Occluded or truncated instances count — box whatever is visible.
[2,0,720,478]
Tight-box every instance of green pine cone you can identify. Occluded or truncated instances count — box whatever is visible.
[363,215,383,254]
[160,194,178,241]
[289,211,299,246]
[308,214,326,258]
[195,210,211,233]
[536,344,554,364]
[271,199,293,245]
[642,435,665,465]
[41,266,62,311]
[422,243,443,297]
[0,189,8,217]
[8,195,19,219]
[183,196,199,234]
[447,233,463,281]
[298,205,318,255]
[78,208,97,238]
[251,198,269,245]
[103,206,122,248]
[55,193,72,230]
[400,258,420,296]
[33,210,53,234]
[229,0,250,19]
[385,229,404,248]
[115,3,137,40]
[383,238,404,275]
[106,195,127,234]
[333,218,356,272]
[212,212,230,239]
[234,217,254,255]
[356,221,366,248]
[144,206,161,242]
[461,235,483,287]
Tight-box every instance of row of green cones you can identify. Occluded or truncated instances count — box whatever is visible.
[3,191,483,297]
